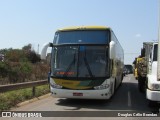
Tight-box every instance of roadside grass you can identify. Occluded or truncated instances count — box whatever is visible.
[0,85,50,111]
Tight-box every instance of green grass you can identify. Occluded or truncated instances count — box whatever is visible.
[0,85,50,111]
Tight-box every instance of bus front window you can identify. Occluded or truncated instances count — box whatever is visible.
[78,46,108,78]
[52,46,78,77]
[51,45,109,79]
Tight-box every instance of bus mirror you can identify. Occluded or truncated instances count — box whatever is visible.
[49,43,53,47]
[110,41,116,59]
[41,42,52,60]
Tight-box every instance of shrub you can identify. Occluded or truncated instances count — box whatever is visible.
[0,62,9,78]
[0,85,50,111]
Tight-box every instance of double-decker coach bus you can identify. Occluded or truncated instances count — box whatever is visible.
[41,26,124,99]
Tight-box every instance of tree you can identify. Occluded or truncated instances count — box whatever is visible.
[22,44,32,52]
[22,44,40,63]
[5,49,27,62]
[0,62,9,78]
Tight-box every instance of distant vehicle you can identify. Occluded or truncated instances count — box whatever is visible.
[41,26,124,100]
[123,66,127,76]
[124,65,133,74]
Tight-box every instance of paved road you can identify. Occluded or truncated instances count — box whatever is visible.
[1,74,160,120]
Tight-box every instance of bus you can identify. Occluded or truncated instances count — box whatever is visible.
[41,26,124,99]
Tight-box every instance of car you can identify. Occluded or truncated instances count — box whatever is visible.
[124,65,133,74]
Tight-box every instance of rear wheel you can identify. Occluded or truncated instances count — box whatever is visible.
[110,79,116,99]
[138,79,143,92]
[114,79,116,94]
[138,76,145,93]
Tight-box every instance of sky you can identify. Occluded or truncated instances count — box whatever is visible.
[0,0,159,64]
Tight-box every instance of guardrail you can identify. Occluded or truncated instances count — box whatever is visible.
[0,80,48,96]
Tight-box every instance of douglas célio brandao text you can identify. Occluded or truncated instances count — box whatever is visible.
[118,112,158,117]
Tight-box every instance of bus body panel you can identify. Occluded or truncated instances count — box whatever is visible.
[110,30,124,89]
[42,26,124,99]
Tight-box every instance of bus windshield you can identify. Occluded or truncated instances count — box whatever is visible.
[51,45,109,79]
[53,30,109,44]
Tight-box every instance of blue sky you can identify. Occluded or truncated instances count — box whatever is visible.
[0,0,159,64]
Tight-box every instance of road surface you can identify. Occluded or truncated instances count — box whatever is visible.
[1,74,159,120]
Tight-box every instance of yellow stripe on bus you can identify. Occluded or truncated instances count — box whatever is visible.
[54,78,92,90]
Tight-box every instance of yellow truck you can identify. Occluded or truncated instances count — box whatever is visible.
[133,56,146,91]
[133,57,139,80]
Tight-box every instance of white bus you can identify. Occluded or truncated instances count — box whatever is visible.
[41,26,124,99]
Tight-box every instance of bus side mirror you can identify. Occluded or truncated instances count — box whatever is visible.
[41,42,53,60]
[109,41,116,59]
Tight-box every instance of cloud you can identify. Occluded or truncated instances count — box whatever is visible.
[135,34,142,38]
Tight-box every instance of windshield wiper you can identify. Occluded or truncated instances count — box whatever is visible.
[63,53,76,77]
[62,46,94,78]
[83,50,94,78]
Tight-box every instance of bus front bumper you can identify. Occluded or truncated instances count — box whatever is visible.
[50,88,112,100]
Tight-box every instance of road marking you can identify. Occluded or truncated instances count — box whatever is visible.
[64,107,80,110]
[128,91,131,107]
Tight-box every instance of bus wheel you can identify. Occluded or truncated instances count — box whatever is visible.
[119,75,123,86]
[113,79,116,94]
[138,77,145,93]
[110,79,116,99]
[121,74,124,81]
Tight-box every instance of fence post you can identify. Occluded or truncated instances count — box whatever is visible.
[32,86,35,96]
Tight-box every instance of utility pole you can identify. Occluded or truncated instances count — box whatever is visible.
[37,44,39,54]
[157,0,160,80]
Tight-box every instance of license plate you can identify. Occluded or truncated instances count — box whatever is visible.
[73,92,83,96]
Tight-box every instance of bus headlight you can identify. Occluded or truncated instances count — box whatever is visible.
[50,78,62,89]
[51,83,63,89]
[94,84,110,90]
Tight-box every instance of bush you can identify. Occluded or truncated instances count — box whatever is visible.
[8,62,32,83]
[0,62,9,78]
[5,49,27,62]
[0,85,50,111]
[0,44,49,84]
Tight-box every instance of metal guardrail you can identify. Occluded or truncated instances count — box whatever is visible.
[0,80,48,95]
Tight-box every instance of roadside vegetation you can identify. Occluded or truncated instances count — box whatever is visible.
[0,44,50,84]
[0,44,50,110]
[0,85,50,110]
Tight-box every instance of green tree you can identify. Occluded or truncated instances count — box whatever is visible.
[5,49,27,62]
[0,62,9,78]
[22,44,40,63]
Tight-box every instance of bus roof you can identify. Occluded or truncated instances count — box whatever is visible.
[57,26,111,32]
